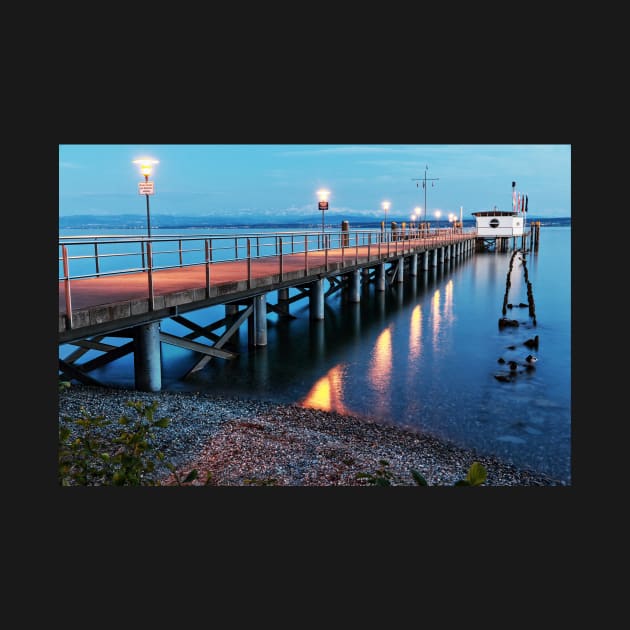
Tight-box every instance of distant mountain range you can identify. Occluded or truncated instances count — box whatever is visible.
[59,214,572,229]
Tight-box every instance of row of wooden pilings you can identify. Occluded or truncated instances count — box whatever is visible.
[133,236,476,391]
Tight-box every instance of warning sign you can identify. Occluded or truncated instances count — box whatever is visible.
[318,201,329,211]
[138,181,155,195]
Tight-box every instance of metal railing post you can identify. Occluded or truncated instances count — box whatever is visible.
[304,234,308,275]
[368,233,372,261]
[179,239,183,266]
[62,244,73,329]
[279,237,284,281]
[205,239,211,298]
[247,238,252,288]
[141,240,146,269]
[94,242,100,276]
[147,241,154,310]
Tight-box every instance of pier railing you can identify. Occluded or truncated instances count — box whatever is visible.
[59,227,476,323]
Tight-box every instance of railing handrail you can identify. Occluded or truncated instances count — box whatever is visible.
[59,228,477,280]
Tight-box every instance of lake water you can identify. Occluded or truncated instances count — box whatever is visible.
[59,226,571,483]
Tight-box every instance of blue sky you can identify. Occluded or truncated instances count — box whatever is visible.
[59,144,571,221]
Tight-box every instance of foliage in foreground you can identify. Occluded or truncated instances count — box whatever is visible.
[58,399,206,486]
[356,460,488,486]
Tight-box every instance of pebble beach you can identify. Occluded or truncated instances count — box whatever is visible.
[58,385,567,486]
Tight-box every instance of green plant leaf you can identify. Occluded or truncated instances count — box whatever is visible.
[466,462,488,486]
[375,477,392,487]
[182,469,199,483]
[154,418,170,428]
[410,469,428,486]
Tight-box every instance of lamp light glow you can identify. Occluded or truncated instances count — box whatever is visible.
[133,158,159,177]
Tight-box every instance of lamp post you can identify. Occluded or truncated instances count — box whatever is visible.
[317,189,330,234]
[133,158,159,238]
[382,200,391,231]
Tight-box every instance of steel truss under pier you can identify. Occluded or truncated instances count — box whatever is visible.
[59,229,477,390]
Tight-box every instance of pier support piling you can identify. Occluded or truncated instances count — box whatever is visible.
[277,287,290,317]
[134,322,162,392]
[349,270,361,303]
[376,263,386,291]
[253,294,267,346]
[310,279,325,320]
[421,250,429,271]
[410,253,418,276]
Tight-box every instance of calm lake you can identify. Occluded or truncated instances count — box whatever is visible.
[59,226,571,483]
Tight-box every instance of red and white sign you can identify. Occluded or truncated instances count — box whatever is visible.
[318,201,329,211]
[138,181,155,195]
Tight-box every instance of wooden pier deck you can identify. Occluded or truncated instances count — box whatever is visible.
[59,230,475,344]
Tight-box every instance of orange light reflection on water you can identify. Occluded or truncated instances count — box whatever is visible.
[301,364,351,414]
[368,326,393,413]
[431,289,441,348]
[409,305,422,363]
[444,279,454,325]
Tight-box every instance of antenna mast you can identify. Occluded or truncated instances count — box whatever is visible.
[412,165,440,223]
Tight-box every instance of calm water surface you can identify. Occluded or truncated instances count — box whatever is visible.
[59,227,571,482]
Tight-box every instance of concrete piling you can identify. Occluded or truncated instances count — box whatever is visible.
[376,263,386,291]
[310,278,325,319]
[349,270,361,302]
[134,322,162,392]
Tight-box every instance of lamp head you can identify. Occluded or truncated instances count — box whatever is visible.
[133,158,159,177]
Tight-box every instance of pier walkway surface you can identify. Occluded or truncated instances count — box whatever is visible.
[59,228,476,344]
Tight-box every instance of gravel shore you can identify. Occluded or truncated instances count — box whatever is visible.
[58,385,567,486]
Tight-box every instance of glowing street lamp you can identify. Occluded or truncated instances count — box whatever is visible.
[133,158,159,238]
[434,210,442,229]
[382,201,391,229]
[317,189,330,234]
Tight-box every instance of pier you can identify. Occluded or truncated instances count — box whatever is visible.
[59,227,477,391]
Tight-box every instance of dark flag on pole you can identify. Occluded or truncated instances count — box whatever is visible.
[512,181,516,189]
[525,194,528,212]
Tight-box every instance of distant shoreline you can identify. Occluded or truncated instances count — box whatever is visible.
[59,216,572,231]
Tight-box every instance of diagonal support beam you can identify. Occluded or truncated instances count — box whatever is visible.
[266,302,297,319]
[172,315,222,343]
[64,335,112,364]
[75,341,135,373]
[183,304,253,377]
[59,359,103,386]
[160,332,237,359]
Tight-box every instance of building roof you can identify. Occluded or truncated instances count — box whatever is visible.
[471,211,519,217]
